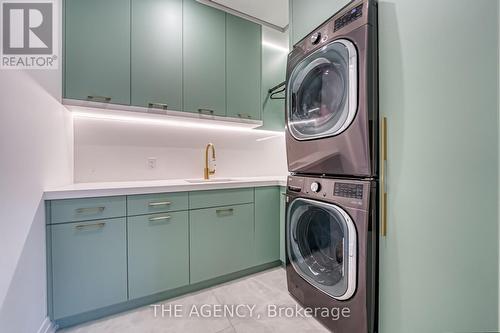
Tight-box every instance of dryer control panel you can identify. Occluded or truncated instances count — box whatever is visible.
[290,0,376,57]
[334,4,364,31]
[334,183,364,199]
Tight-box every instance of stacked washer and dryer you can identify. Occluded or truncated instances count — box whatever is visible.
[284,1,378,332]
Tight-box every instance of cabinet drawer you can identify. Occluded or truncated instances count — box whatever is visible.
[127,192,188,216]
[128,211,189,299]
[51,218,127,319]
[50,196,126,224]
[190,203,254,283]
[189,188,254,209]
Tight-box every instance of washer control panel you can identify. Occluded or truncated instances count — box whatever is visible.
[334,182,364,199]
[287,175,372,210]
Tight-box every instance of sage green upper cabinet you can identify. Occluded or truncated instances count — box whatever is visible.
[65,0,131,105]
[131,0,183,110]
[226,14,262,120]
[183,0,226,116]
[290,0,350,45]
[259,28,288,131]
[254,187,280,265]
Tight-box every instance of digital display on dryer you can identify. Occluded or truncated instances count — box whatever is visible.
[334,183,363,199]
[334,4,363,31]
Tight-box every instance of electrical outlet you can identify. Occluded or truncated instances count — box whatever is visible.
[147,157,157,169]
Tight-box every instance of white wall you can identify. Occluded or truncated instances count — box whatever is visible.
[73,116,287,182]
[0,1,74,332]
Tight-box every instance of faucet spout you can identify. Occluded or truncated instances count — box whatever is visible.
[204,143,216,180]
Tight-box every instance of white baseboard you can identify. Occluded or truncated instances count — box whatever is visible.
[37,317,57,333]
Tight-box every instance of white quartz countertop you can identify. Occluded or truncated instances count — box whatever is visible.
[44,176,288,200]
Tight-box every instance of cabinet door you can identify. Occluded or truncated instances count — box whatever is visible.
[378,1,498,332]
[290,0,350,45]
[65,0,130,104]
[128,211,189,299]
[190,204,254,283]
[51,218,127,319]
[226,14,262,120]
[254,187,280,265]
[183,0,226,116]
[131,0,183,110]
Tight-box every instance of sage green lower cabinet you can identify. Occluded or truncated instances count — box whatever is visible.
[51,218,127,319]
[47,187,283,326]
[127,211,189,299]
[254,187,280,265]
[189,188,253,209]
[190,204,255,283]
[226,14,262,120]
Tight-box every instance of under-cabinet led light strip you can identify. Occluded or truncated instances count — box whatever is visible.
[72,110,285,137]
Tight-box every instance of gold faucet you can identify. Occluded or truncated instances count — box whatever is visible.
[204,143,216,180]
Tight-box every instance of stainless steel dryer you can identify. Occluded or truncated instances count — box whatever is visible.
[285,175,378,333]
[286,0,378,177]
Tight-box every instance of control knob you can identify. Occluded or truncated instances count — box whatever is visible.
[310,32,322,45]
[310,182,321,193]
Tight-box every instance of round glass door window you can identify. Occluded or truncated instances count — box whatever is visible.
[287,198,357,300]
[287,39,358,141]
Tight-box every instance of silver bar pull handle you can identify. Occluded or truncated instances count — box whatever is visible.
[198,108,215,115]
[75,222,106,230]
[148,102,168,110]
[75,206,106,214]
[87,95,112,102]
[237,113,252,119]
[148,201,171,207]
[148,215,171,222]
[216,208,234,216]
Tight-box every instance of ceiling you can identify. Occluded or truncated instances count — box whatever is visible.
[197,0,289,31]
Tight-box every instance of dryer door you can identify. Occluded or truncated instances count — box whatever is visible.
[287,198,357,300]
[287,39,358,141]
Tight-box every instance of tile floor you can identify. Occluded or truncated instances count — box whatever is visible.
[59,267,329,333]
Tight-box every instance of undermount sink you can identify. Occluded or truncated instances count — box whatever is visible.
[185,178,236,183]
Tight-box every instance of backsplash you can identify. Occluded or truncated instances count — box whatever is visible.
[73,116,287,183]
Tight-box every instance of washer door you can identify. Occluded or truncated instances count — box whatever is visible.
[287,198,357,300]
[287,39,358,141]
